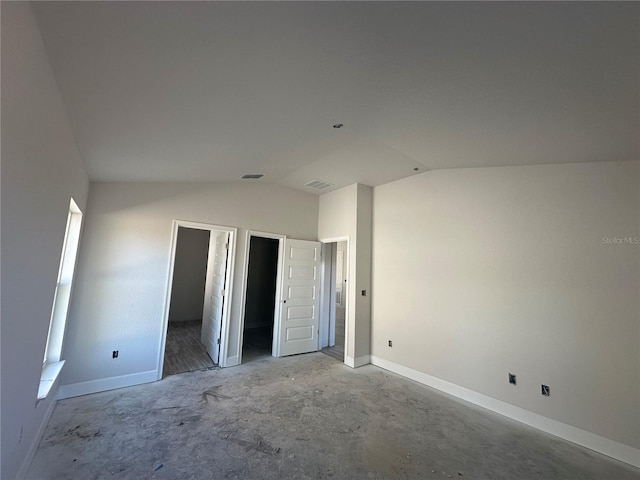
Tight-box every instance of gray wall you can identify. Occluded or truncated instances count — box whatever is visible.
[62,181,318,388]
[371,161,639,450]
[169,228,210,323]
[318,184,372,366]
[1,3,90,478]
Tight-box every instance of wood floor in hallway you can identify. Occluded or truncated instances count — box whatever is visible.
[322,305,346,361]
[162,320,214,377]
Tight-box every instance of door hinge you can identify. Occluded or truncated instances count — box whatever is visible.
[217,338,221,345]
[224,243,229,250]
[221,289,226,296]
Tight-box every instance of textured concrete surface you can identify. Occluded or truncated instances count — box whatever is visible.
[29,353,638,479]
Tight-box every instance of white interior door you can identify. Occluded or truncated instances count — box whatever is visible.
[277,239,321,357]
[201,231,229,364]
[335,250,344,306]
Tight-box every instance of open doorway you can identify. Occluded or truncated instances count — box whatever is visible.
[159,222,236,378]
[242,236,280,363]
[163,227,213,377]
[239,233,322,363]
[320,240,348,363]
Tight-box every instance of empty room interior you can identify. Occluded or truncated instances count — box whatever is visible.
[1,2,639,479]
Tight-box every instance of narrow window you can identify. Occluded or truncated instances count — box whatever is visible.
[39,198,83,400]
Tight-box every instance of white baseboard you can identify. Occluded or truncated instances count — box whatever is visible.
[370,356,640,469]
[354,355,371,368]
[57,370,157,400]
[344,355,371,368]
[16,387,59,480]
[225,355,239,367]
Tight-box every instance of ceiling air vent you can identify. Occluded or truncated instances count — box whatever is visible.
[241,174,264,179]
[304,179,334,190]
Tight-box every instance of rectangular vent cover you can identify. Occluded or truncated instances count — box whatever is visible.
[304,179,334,190]
[241,174,264,179]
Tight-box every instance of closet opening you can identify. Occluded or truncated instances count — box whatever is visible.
[242,236,280,363]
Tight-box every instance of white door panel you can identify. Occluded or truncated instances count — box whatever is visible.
[201,234,216,348]
[336,250,344,306]
[202,231,229,364]
[277,239,321,357]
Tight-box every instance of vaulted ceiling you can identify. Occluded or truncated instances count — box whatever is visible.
[32,1,638,194]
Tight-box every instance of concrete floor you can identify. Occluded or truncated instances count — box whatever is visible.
[29,353,638,480]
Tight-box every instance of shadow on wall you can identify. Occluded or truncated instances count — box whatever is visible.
[168,227,210,323]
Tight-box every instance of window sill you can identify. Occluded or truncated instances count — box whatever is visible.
[38,360,65,400]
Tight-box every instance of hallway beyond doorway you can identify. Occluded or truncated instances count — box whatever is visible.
[163,320,214,377]
[322,305,345,361]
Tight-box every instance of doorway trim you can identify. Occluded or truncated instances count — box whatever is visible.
[236,230,285,364]
[319,236,350,366]
[157,220,237,379]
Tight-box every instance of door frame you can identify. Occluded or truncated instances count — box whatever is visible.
[236,230,285,364]
[319,236,350,365]
[157,220,237,379]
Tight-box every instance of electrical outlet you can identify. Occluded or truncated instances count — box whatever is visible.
[361,290,367,296]
[541,384,550,396]
[509,373,516,385]
[112,350,119,359]
[388,340,393,347]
